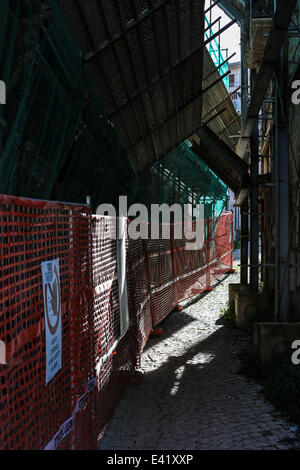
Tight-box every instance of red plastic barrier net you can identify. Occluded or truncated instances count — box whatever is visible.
[129,213,233,352]
[0,195,95,450]
[91,215,136,442]
[0,194,233,449]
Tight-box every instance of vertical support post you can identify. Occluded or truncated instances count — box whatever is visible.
[275,41,290,321]
[260,198,264,284]
[250,69,259,294]
[191,192,195,220]
[169,223,178,306]
[218,19,221,67]
[209,0,212,57]
[239,17,249,287]
[250,123,259,292]
[240,197,249,285]
[230,211,234,271]
[240,22,249,128]
[86,195,92,208]
[206,218,211,290]
[143,238,155,325]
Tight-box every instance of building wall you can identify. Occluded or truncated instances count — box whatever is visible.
[227,62,242,240]
[228,189,241,240]
[228,62,242,115]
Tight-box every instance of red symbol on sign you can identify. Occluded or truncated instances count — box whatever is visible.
[45,264,60,335]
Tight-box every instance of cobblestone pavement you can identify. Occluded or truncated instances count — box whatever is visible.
[99,254,299,450]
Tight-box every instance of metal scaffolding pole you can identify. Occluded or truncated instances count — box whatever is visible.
[250,126,259,292]
[236,0,297,160]
[250,70,259,293]
[240,19,249,286]
[240,198,249,284]
[275,41,290,321]
[240,22,248,129]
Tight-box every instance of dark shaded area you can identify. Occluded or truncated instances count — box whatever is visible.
[240,347,300,432]
[0,1,136,208]
[59,0,206,174]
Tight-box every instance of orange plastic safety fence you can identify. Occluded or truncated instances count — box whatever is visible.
[0,195,94,450]
[0,194,233,450]
[0,197,136,450]
[91,216,136,441]
[129,213,233,350]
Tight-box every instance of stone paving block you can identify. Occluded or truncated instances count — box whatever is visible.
[98,256,296,451]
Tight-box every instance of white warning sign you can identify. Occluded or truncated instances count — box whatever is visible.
[41,258,62,384]
[117,217,130,337]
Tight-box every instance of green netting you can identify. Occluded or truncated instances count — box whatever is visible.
[0,0,136,208]
[136,141,229,219]
[0,1,228,216]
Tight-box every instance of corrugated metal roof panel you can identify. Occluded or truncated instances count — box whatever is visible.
[59,0,241,176]
[190,124,249,194]
[59,0,206,173]
[201,48,241,150]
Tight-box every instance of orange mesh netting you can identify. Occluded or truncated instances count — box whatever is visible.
[0,195,94,450]
[129,213,233,353]
[0,194,233,449]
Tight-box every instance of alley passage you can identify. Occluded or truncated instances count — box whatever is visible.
[99,254,298,451]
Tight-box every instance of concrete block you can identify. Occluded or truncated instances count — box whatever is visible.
[235,292,259,330]
[228,283,250,304]
[254,322,300,363]
[235,292,273,331]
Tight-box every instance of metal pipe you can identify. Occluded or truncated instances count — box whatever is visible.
[204,16,222,33]
[275,40,290,321]
[84,0,171,63]
[261,198,265,283]
[240,197,249,284]
[240,21,248,129]
[203,52,236,81]
[108,19,236,118]
[125,70,231,152]
[202,108,226,126]
[239,264,275,268]
[203,19,237,48]
[250,70,259,294]
[204,0,223,14]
